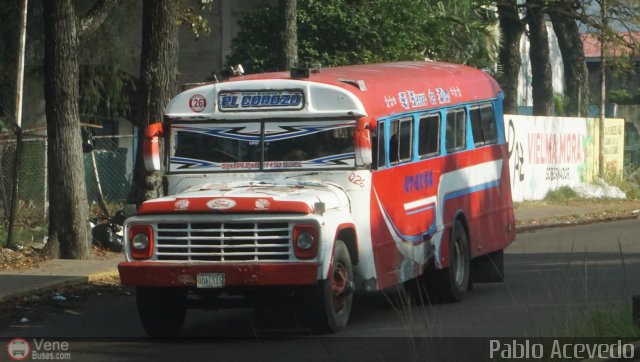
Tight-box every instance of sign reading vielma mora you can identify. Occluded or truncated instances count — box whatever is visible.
[503,115,624,202]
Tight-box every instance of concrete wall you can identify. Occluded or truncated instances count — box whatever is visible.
[504,115,625,201]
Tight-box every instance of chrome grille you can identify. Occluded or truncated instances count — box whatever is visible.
[155,222,291,261]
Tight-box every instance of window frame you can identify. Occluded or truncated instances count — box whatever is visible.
[445,108,467,153]
[469,103,497,147]
[389,116,413,165]
[418,112,441,158]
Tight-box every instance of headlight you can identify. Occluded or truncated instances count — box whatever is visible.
[296,232,315,250]
[128,225,154,260]
[132,233,150,250]
[293,224,318,259]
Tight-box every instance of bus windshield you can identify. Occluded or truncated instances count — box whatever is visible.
[168,120,356,172]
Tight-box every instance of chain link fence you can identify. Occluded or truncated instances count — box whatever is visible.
[0,134,135,246]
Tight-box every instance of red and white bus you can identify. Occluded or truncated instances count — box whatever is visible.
[118,61,515,336]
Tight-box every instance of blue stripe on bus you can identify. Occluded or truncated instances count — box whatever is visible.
[443,180,500,201]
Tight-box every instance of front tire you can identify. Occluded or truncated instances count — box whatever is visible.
[301,240,354,334]
[136,287,187,338]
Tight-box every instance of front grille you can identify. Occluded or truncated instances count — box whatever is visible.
[155,222,291,261]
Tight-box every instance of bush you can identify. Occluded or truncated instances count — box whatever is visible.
[544,186,580,202]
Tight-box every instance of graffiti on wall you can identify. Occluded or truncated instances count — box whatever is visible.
[506,119,524,188]
[503,115,592,202]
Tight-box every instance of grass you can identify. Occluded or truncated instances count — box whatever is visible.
[608,176,640,200]
[0,200,49,248]
[562,306,640,338]
[0,222,48,248]
[543,186,581,203]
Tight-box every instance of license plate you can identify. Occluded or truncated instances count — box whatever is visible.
[197,273,225,288]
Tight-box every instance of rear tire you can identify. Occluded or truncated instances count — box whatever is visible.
[417,220,470,304]
[300,240,353,334]
[136,287,187,338]
[440,219,470,302]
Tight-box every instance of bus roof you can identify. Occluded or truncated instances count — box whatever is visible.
[165,61,502,120]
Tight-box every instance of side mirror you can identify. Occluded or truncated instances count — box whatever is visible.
[143,122,164,171]
[355,117,373,166]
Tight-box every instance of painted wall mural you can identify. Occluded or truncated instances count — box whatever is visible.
[502,115,626,202]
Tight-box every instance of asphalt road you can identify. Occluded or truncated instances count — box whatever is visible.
[1,219,639,361]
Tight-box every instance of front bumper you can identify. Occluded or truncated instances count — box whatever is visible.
[118,261,319,287]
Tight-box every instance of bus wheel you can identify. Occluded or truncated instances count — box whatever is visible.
[136,287,187,338]
[442,220,470,302]
[301,240,353,334]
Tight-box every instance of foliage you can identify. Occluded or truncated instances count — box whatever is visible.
[227,0,499,73]
[79,65,135,120]
[609,89,634,104]
[560,306,639,338]
[77,1,140,123]
[608,88,640,105]
[178,0,214,39]
[544,186,581,202]
[605,167,640,200]
[553,93,566,116]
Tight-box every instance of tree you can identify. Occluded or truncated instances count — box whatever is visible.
[0,1,19,125]
[129,0,179,206]
[526,0,554,115]
[43,0,119,259]
[280,0,298,70]
[548,2,590,117]
[497,0,525,114]
[228,0,498,73]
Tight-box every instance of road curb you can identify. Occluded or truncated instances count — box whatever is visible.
[0,269,119,304]
[517,214,639,234]
[87,270,120,282]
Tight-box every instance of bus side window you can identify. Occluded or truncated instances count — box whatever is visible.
[470,103,497,146]
[389,117,412,164]
[446,108,466,153]
[372,121,386,169]
[418,113,440,158]
[479,104,497,145]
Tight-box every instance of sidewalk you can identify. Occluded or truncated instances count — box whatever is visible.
[0,200,639,305]
[0,253,122,304]
[514,199,640,231]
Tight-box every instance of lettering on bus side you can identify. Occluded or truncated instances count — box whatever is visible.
[404,170,434,193]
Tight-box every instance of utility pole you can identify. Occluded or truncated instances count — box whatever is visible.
[6,0,28,249]
[598,0,607,178]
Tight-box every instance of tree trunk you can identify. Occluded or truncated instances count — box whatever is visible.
[0,1,19,123]
[527,0,554,116]
[497,0,525,114]
[549,5,589,117]
[280,0,298,70]
[129,0,179,206]
[43,0,91,259]
[43,0,118,259]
